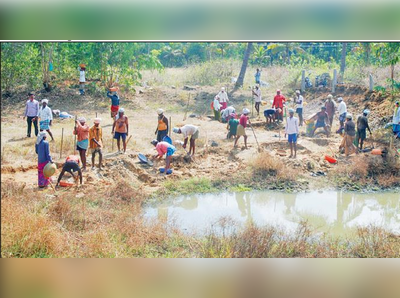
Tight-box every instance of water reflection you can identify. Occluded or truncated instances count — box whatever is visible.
[145,191,400,236]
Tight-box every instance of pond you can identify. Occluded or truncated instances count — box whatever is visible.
[144,190,400,236]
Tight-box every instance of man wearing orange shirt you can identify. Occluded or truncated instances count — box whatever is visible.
[272,89,286,122]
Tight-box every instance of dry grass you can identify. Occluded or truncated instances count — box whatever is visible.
[250,152,297,182]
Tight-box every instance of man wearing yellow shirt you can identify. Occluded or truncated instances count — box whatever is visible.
[89,118,103,169]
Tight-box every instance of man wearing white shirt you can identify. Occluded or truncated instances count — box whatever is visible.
[221,106,236,123]
[252,85,262,117]
[216,87,229,110]
[295,90,304,126]
[23,92,39,138]
[38,99,54,141]
[213,96,221,121]
[79,64,86,95]
[337,97,347,134]
[173,125,199,156]
[285,108,299,158]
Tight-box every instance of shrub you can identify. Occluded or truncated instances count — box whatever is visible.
[250,152,297,182]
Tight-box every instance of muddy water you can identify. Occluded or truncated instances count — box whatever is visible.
[144,191,400,236]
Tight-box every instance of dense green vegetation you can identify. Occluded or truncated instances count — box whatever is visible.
[1,42,399,93]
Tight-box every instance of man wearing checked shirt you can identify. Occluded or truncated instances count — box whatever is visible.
[23,92,39,138]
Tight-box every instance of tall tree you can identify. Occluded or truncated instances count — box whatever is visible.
[340,43,347,78]
[235,43,253,88]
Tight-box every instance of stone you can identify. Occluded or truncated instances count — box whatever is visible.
[211,141,219,147]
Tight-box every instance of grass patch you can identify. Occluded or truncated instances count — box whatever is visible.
[229,184,252,192]
[161,177,217,196]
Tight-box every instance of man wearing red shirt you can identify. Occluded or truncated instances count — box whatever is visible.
[272,89,286,122]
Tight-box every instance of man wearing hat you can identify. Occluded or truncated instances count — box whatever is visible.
[89,118,103,170]
[216,87,229,110]
[393,101,400,139]
[234,108,251,149]
[112,108,129,153]
[339,114,357,157]
[285,108,299,158]
[357,110,372,150]
[272,89,286,122]
[155,109,169,142]
[73,117,89,170]
[23,92,39,138]
[38,99,54,141]
[336,97,347,134]
[325,94,336,126]
[107,88,120,118]
[173,124,199,156]
[294,90,304,126]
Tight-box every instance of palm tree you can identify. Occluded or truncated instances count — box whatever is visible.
[235,43,253,88]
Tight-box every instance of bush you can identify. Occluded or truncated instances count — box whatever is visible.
[250,152,297,182]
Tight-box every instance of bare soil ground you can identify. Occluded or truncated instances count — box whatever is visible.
[1,83,399,198]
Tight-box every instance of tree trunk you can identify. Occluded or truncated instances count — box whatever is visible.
[235,43,253,88]
[363,42,371,66]
[340,43,347,79]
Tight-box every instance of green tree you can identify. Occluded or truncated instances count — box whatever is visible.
[373,42,400,94]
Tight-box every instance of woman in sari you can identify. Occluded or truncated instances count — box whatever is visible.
[35,131,53,188]
[73,117,89,171]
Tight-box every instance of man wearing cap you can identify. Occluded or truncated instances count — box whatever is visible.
[79,64,86,95]
[38,99,54,141]
[56,155,83,187]
[216,87,229,110]
[311,106,330,137]
[155,109,169,142]
[173,124,199,156]
[24,92,39,138]
[73,117,89,170]
[252,85,262,117]
[89,118,103,170]
[107,89,120,118]
[234,108,251,149]
[393,101,400,139]
[112,108,129,153]
[272,89,286,122]
[339,114,357,157]
[295,90,304,126]
[336,97,347,134]
[285,108,299,158]
[325,94,336,126]
[357,110,372,150]
[213,95,222,122]
[151,140,176,174]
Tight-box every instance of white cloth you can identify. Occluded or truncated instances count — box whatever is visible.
[39,106,53,121]
[221,106,235,119]
[393,107,400,124]
[180,125,198,138]
[216,91,229,103]
[285,116,299,135]
[253,89,261,103]
[36,131,47,145]
[79,70,86,82]
[295,95,304,109]
[213,98,221,111]
[338,101,347,115]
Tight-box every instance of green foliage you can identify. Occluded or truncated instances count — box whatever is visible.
[163,177,217,196]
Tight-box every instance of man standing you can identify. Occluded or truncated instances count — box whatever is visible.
[216,87,229,110]
[89,118,103,170]
[336,97,347,134]
[357,109,372,150]
[107,88,120,118]
[173,124,199,156]
[38,99,54,141]
[23,92,39,138]
[112,108,129,153]
[74,117,89,171]
[79,64,86,95]
[155,108,169,142]
[255,68,261,85]
[252,85,262,117]
[234,108,251,149]
[339,114,357,157]
[272,89,286,122]
[392,101,400,139]
[285,108,299,158]
[213,95,221,122]
[325,94,336,126]
[311,106,330,137]
[295,90,304,126]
